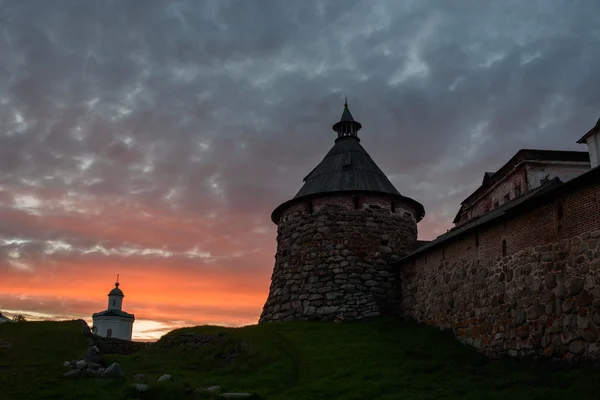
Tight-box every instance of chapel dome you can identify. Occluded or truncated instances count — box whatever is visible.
[108,282,124,297]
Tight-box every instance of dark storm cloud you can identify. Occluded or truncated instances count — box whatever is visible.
[1,0,600,274]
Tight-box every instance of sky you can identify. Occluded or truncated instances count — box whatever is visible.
[1,0,599,340]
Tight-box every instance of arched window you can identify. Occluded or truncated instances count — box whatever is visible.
[353,196,360,210]
[112,300,116,307]
[502,239,507,257]
[107,328,113,339]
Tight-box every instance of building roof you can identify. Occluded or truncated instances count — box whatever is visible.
[271,103,425,223]
[92,309,135,320]
[577,118,600,144]
[396,164,600,265]
[452,149,590,224]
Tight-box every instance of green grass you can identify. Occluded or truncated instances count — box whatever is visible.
[2,318,600,399]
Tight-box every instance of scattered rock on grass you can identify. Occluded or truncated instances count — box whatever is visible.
[101,363,124,378]
[134,373,146,382]
[134,383,149,392]
[157,374,172,382]
[62,369,82,379]
[197,385,222,395]
[219,393,253,399]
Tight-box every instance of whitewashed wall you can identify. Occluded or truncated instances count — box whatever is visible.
[93,316,133,341]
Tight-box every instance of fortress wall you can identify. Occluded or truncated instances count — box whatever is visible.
[399,179,600,361]
[259,194,417,323]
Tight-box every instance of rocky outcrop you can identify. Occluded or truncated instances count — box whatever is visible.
[94,336,151,355]
[261,201,417,323]
[402,229,600,363]
[156,332,227,350]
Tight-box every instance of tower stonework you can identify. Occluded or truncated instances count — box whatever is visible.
[259,102,425,323]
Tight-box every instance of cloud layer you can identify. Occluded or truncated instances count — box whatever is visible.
[1,0,599,339]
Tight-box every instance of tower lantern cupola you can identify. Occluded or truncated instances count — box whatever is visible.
[332,98,362,141]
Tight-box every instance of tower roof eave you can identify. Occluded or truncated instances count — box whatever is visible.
[271,190,425,224]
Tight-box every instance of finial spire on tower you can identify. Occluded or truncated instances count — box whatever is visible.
[116,274,120,287]
[332,98,362,141]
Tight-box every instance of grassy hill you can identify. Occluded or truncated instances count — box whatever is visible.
[1,318,600,399]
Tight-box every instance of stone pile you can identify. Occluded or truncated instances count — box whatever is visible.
[62,345,126,379]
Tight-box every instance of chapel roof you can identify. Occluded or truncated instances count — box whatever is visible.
[92,309,135,320]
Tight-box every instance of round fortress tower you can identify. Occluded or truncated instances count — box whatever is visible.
[259,101,425,323]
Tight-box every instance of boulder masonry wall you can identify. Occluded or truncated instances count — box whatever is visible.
[399,175,600,362]
[260,194,417,323]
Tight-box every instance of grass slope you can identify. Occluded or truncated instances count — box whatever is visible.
[2,318,600,399]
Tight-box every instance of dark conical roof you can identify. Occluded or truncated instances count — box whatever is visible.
[339,105,355,122]
[271,102,425,224]
[294,138,401,198]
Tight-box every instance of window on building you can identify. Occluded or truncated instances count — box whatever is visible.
[557,202,564,231]
[112,300,116,307]
[502,239,507,257]
[504,193,510,202]
[557,202,564,221]
[515,185,522,197]
[391,202,396,213]
[307,202,313,213]
[475,234,479,248]
[353,196,360,210]
[107,329,112,339]
[493,201,500,209]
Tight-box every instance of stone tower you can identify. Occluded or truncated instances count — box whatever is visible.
[259,101,425,323]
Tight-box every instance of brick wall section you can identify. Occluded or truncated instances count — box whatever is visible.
[399,179,600,361]
[260,193,417,323]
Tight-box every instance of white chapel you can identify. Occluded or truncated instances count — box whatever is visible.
[91,277,135,341]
